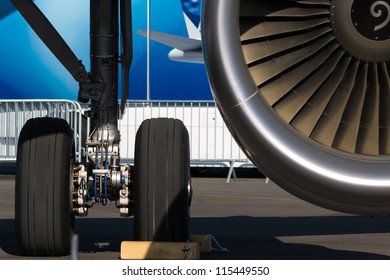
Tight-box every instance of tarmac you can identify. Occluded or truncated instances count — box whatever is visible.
[1,175,390,260]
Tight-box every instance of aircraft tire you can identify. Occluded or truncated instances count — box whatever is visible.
[134,118,190,242]
[15,117,75,256]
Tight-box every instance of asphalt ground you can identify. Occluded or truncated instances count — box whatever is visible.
[1,175,390,260]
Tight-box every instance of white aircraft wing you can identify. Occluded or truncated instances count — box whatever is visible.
[137,30,204,64]
[137,30,201,51]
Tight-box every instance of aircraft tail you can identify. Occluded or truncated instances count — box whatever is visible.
[137,0,204,64]
[180,0,201,40]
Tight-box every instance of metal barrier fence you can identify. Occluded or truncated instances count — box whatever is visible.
[0,99,253,180]
[119,100,253,173]
[0,100,83,162]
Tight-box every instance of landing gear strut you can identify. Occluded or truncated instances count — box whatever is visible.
[12,0,191,256]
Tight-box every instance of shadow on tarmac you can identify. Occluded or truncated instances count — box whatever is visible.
[1,215,390,260]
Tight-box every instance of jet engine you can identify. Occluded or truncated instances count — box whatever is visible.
[202,0,390,214]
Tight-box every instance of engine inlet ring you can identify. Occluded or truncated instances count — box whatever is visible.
[202,0,390,215]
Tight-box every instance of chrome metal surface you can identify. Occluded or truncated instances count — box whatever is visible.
[0,99,83,162]
[202,0,390,215]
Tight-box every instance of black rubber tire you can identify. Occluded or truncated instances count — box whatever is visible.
[15,117,75,256]
[134,118,190,242]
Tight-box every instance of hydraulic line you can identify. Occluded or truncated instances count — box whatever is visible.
[94,146,99,202]
[103,147,109,205]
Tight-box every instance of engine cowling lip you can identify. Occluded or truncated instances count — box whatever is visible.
[202,0,390,215]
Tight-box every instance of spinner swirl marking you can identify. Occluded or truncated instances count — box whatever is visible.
[371,1,390,31]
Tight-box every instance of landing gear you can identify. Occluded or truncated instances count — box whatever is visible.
[134,118,191,242]
[12,0,192,257]
[15,118,75,256]
[15,117,192,256]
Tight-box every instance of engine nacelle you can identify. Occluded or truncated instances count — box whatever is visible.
[202,0,390,215]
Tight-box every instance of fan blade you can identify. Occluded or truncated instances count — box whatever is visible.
[332,63,368,153]
[248,34,334,87]
[379,63,390,154]
[310,60,360,147]
[273,42,340,121]
[291,54,350,136]
[356,64,380,155]
[242,26,332,63]
[240,17,329,41]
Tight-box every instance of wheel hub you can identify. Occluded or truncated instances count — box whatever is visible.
[331,0,390,62]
